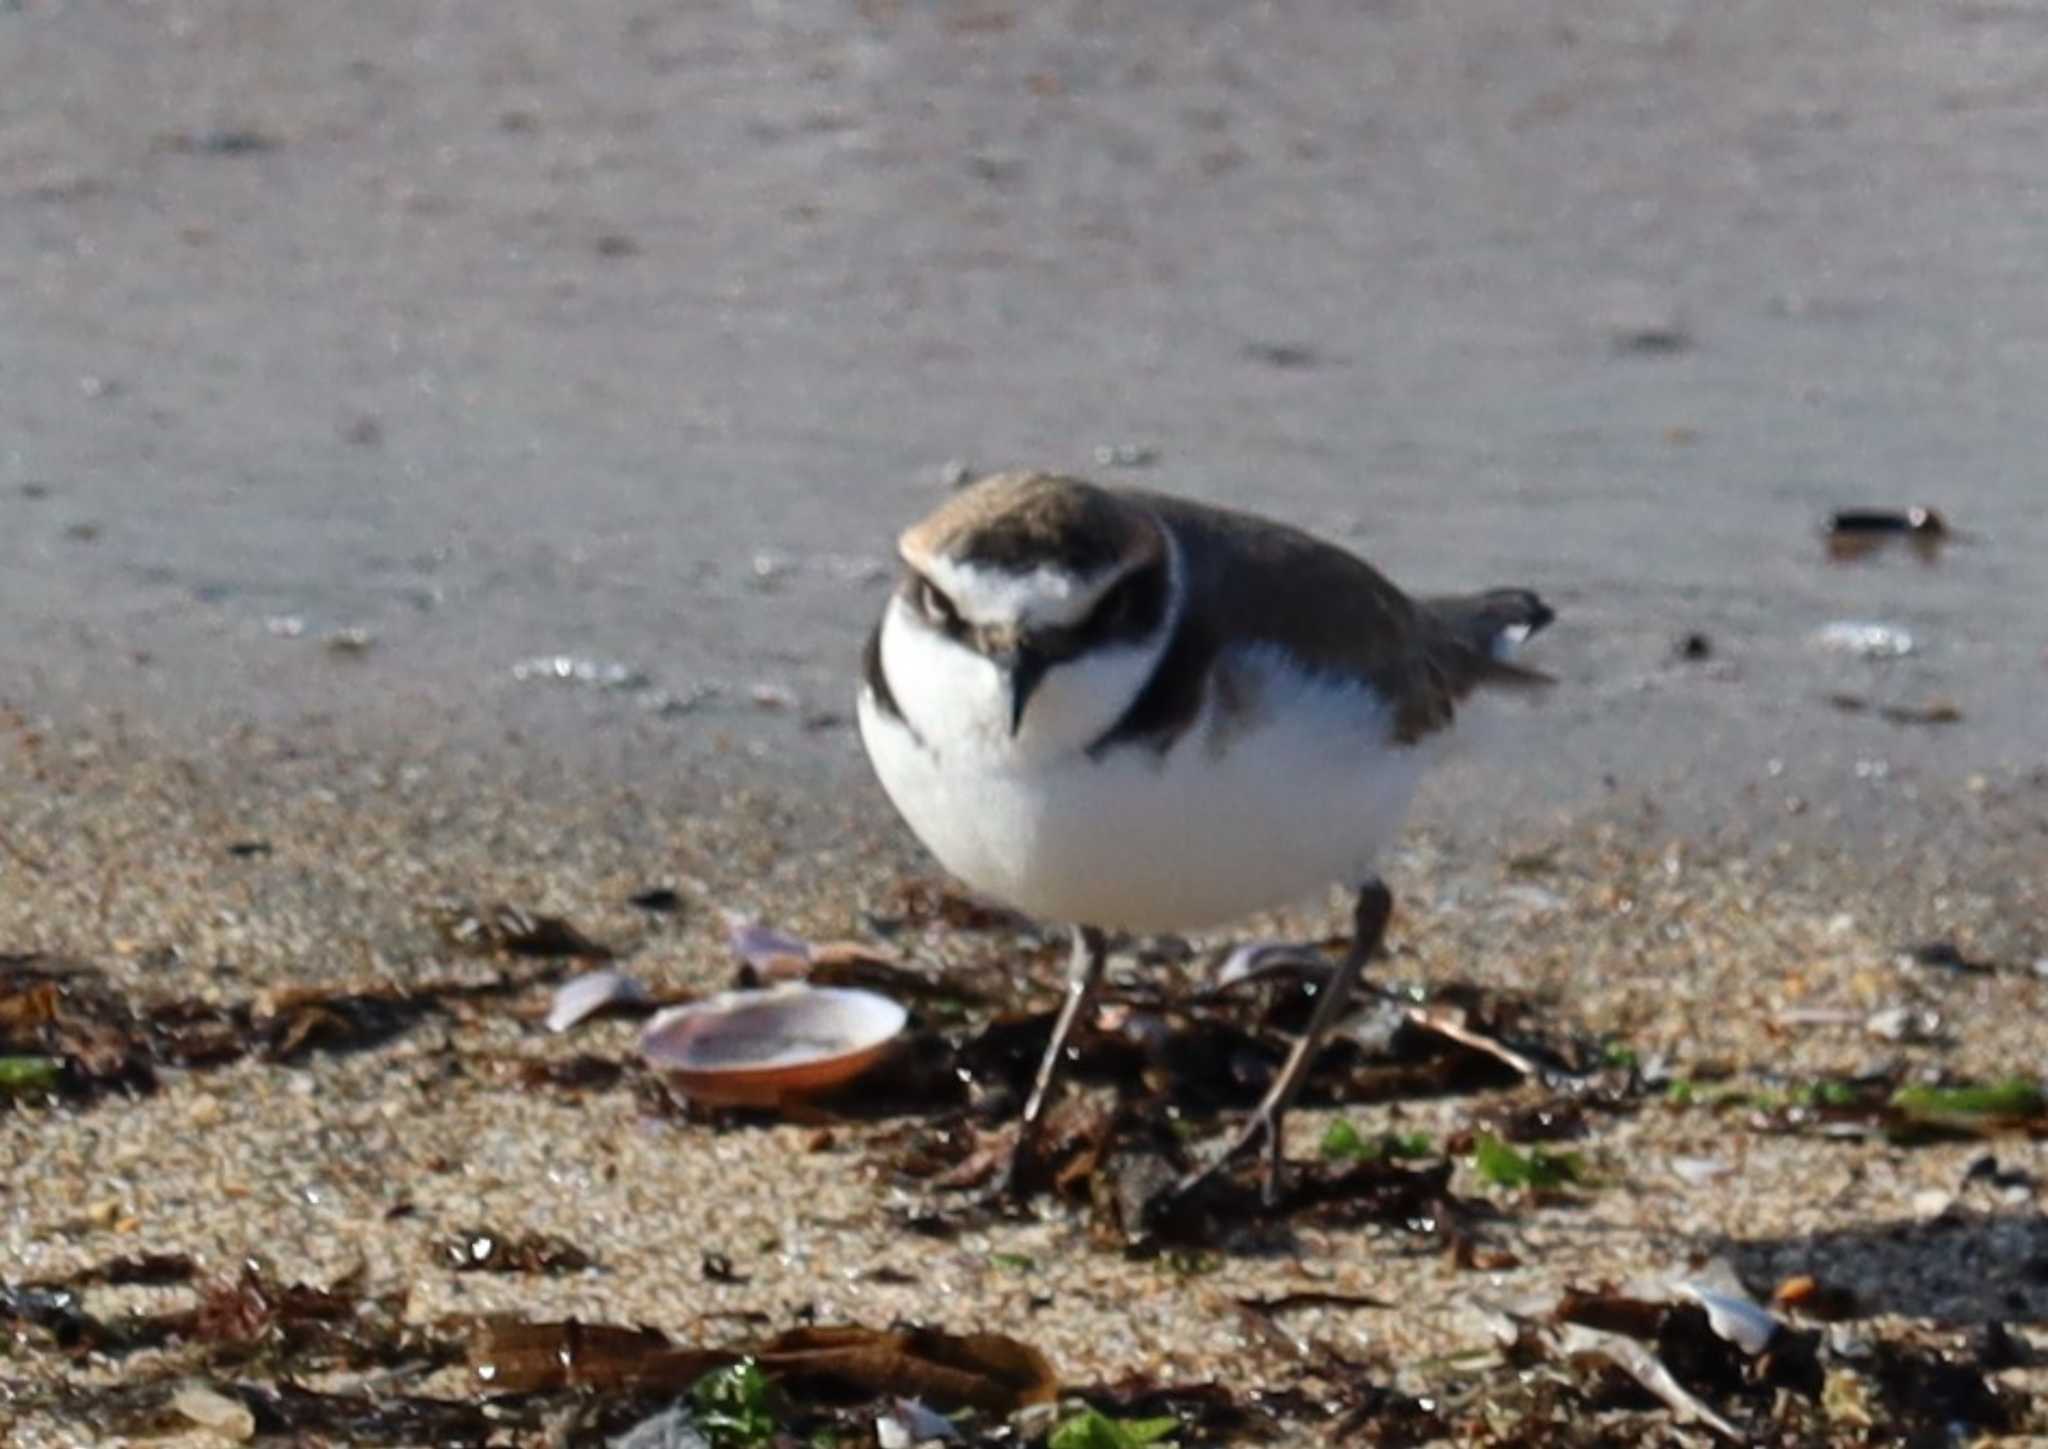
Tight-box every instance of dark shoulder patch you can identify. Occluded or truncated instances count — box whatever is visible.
[862,615,909,732]
[1086,607,1215,759]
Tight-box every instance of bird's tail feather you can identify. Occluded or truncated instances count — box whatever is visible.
[1423,588,1557,688]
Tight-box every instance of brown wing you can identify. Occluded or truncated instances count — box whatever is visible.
[1128,492,1551,746]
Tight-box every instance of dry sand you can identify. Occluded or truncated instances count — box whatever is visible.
[2,718,2043,1444]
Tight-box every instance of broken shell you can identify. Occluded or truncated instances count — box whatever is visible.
[1213,939,1332,990]
[723,912,815,978]
[1865,1004,1940,1043]
[640,985,907,1106]
[1669,1155,1732,1188]
[546,968,651,1033]
[878,1398,959,1446]
[1813,620,1914,658]
[1674,1281,1780,1355]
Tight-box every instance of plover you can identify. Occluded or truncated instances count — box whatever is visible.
[858,471,1554,1205]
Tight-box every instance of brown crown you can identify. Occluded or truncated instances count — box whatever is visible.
[900,471,1162,578]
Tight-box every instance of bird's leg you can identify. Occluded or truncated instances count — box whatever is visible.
[991,923,1106,1199]
[1165,877,1392,1209]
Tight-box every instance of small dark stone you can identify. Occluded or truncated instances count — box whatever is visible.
[1613,324,1692,355]
[1972,1320,2025,1371]
[1242,341,1323,370]
[628,886,682,913]
[700,1251,747,1284]
[188,128,277,156]
[1677,632,1713,661]
[896,1210,959,1239]
[1907,940,1994,974]
[225,840,273,859]
[966,154,1025,187]
[1960,1153,2034,1191]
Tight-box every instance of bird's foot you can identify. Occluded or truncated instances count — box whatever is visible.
[1145,1106,1291,1222]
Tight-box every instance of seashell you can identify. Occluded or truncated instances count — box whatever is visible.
[640,985,907,1106]
[1668,1155,1731,1188]
[1812,620,1914,658]
[723,912,816,978]
[877,1397,959,1446]
[1213,939,1332,990]
[546,968,650,1033]
[1673,1280,1780,1355]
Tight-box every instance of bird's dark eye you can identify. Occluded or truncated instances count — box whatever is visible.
[915,577,961,630]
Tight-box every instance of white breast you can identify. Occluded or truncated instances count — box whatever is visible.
[858,633,1431,934]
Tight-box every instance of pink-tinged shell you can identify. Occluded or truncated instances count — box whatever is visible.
[724,914,815,974]
[638,985,908,1107]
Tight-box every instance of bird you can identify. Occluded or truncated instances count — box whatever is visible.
[856,470,1554,1208]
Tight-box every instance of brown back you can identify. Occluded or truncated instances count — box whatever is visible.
[1131,490,1549,746]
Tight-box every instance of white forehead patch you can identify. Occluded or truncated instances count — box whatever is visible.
[923,556,1112,629]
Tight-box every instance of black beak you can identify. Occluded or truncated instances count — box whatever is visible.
[997,645,1050,737]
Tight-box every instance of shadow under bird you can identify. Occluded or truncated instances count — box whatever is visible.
[857,470,1554,1210]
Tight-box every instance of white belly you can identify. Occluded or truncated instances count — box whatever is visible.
[858,650,1428,933]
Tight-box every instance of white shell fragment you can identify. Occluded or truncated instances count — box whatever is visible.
[1674,1281,1780,1356]
[1813,620,1914,658]
[1865,1005,1941,1042]
[640,985,908,1106]
[609,1403,711,1449]
[546,968,651,1033]
[1669,1156,1732,1188]
[876,1397,959,1447]
[1214,939,1331,989]
[1558,1324,1744,1441]
[172,1383,257,1441]
[511,654,652,691]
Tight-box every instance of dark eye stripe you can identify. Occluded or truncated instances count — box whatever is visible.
[904,563,1166,660]
[911,575,966,635]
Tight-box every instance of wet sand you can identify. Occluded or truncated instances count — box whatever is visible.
[3,0,2046,842]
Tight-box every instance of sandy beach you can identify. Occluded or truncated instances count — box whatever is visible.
[5,0,2047,1442]
[2,720,2043,1444]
